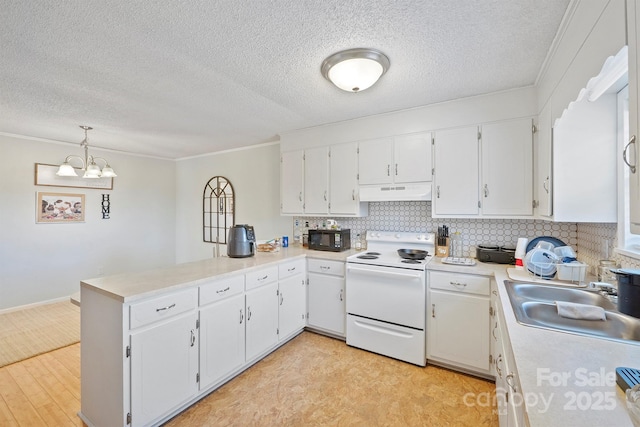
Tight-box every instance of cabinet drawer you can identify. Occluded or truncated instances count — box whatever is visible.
[279,258,306,279]
[307,259,345,277]
[199,274,244,306]
[245,266,278,291]
[429,271,490,296]
[130,288,198,329]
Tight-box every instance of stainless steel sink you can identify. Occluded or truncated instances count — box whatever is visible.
[504,280,640,345]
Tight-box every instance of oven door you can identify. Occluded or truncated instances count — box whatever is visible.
[346,263,425,329]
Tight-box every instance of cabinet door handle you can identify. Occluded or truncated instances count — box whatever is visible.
[496,355,503,378]
[543,176,550,194]
[320,265,331,271]
[216,286,230,294]
[258,275,268,281]
[432,304,435,318]
[436,185,440,198]
[492,321,498,341]
[239,309,244,324]
[190,329,196,347]
[156,303,176,312]
[280,292,284,306]
[387,164,390,176]
[484,184,489,197]
[339,289,343,301]
[298,192,302,201]
[395,163,398,176]
[287,267,296,272]
[324,190,327,201]
[624,135,637,174]
[352,189,355,201]
[506,373,517,392]
[247,306,252,321]
[449,281,467,288]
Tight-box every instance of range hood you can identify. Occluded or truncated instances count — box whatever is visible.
[359,183,432,202]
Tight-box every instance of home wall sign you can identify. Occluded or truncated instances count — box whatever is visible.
[36,192,85,223]
[35,163,114,190]
[102,194,110,219]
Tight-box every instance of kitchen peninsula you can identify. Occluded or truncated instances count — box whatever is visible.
[79,248,640,427]
[78,247,353,427]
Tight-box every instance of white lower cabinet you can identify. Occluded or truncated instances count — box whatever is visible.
[245,281,279,361]
[199,274,246,390]
[307,259,346,337]
[130,311,199,427]
[80,257,308,427]
[278,262,307,340]
[199,293,245,390]
[427,270,491,376]
[494,299,527,427]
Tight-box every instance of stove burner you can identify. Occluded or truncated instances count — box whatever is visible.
[364,252,381,255]
[357,255,379,260]
[401,259,422,264]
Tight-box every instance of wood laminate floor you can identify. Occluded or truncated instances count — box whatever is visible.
[0,332,498,426]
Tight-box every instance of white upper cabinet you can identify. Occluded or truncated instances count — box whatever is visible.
[536,106,553,217]
[280,143,367,217]
[358,137,395,185]
[358,134,432,185]
[329,142,366,215]
[545,95,617,222]
[628,0,640,233]
[481,118,533,216]
[394,133,433,183]
[304,146,330,215]
[433,126,480,216]
[280,150,304,214]
[433,120,535,219]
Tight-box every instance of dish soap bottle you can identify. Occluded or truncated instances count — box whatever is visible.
[450,232,463,258]
[355,233,362,250]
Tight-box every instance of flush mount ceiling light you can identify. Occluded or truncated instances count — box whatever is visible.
[321,48,390,93]
[56,125,117,179]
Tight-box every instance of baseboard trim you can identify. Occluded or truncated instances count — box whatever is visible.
[0,295,74,315]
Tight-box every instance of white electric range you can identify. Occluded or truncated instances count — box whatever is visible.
[345,231,435,366]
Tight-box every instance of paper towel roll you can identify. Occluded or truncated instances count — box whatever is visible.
[515,238,528,269]
[515,237,528,258]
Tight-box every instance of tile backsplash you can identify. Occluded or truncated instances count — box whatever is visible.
[296,201,577,258]
[576,223,640,274]
[296,202,640,278]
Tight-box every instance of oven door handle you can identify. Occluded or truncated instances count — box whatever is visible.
[347,265,423,279]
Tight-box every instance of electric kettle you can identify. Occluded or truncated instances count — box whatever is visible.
[227,225,256,258]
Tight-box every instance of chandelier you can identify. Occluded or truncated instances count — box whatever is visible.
[56,126,117,178]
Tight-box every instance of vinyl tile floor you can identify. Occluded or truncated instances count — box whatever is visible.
[165,331,498,426]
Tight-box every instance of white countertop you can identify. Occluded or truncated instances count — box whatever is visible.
[82,251,640,425]
[80,246,358,303]
[494,267,640,427]
[428,258,639,426]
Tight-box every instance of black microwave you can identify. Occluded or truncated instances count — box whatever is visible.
[308,229,351,252]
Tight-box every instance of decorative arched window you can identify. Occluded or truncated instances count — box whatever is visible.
[203,176,235,244]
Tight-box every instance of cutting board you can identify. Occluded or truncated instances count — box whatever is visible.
[506,268,587,287]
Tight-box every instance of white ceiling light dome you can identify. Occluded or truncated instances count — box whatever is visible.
[321,48,390,93]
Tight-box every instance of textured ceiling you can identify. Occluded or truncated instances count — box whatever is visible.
[1,0,570,159]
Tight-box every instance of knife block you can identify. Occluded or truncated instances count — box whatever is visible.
[436,238,450,257]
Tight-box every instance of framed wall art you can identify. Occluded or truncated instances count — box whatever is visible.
[36,192,85,223]
[35,163,113,190]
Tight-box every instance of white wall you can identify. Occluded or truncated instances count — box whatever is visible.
[280,87,538,150]
[175,142,291,263]
[536,0,626,121]
[0,134,176,310]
